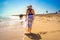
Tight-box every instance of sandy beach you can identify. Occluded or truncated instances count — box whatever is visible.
[0,14,60,40]
[0,0,60,40]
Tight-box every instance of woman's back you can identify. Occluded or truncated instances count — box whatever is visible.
[27,9,34,15]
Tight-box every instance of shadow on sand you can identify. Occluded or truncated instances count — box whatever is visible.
[25,33,42,40]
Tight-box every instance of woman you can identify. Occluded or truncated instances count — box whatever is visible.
[26,5,35,33]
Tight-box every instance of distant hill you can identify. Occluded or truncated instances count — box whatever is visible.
[12,13,60,16]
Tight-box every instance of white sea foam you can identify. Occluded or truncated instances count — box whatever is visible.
[0,16,20,28]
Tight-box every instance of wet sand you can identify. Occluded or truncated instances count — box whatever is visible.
[0,22,24,40]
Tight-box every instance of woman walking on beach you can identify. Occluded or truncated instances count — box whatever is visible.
[26,5,35,33]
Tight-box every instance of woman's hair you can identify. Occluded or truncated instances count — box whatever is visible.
[27,5,32,9]
[29,5,32,7]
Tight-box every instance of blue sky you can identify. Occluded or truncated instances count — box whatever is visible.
[0,0,60,16]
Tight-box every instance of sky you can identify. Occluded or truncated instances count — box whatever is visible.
[0,0,60,16]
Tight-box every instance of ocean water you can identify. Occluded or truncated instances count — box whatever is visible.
[0,16,20,28]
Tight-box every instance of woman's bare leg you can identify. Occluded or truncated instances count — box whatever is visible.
[28,27,32,33]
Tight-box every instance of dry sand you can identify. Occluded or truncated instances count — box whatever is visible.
[24,14,60,40]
